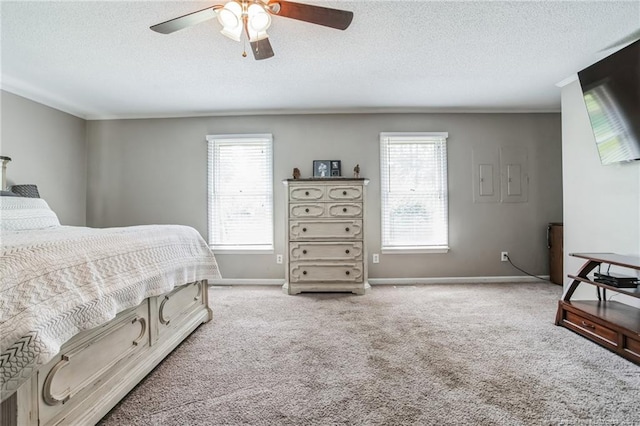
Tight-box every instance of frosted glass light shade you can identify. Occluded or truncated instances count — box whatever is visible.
[218,1,243,41]
[248,3,271,32]
[218,9,239,28]
[218,2,241,27]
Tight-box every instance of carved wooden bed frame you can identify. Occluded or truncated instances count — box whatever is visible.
[1,280,211,425]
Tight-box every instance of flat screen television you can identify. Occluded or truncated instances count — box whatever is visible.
[578,39,640,165]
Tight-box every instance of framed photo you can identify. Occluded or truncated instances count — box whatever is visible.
[330,160,341,177]
[313,160,331,177]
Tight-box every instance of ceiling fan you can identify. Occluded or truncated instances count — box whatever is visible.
[150,0,354,60]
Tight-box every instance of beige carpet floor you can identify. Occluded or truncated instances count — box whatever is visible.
[99,283,640,425]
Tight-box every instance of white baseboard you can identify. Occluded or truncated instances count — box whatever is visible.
[209,279,284,286]
[209,276,550,286]
[368,276,550,285]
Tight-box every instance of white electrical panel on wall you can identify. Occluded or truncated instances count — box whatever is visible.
[472,149,500,203]
[472,147,529,204]
[500,146,528,203]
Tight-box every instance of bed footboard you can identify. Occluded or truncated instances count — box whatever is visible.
[1,280,211,426]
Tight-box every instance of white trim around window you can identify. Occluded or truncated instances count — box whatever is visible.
[207,134,274,253]
[380,132,449,253]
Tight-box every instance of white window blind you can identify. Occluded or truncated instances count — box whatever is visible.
[380,132,449,252]
[207,134,273,251]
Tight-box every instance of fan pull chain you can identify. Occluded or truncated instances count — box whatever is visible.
[242,37,247,57]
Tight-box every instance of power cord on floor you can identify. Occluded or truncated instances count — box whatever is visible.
[505,254,549,282]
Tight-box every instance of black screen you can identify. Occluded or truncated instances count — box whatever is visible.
[578,39,640,165]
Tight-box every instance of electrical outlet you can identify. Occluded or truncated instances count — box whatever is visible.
[501,252,509,262]
[276,254,283,264]
[372,253,380,264]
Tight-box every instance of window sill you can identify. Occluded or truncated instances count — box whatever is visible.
[381,246,450,254]
[210,246,274,255]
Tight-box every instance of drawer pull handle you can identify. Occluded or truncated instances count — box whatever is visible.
[345,249,350,254]
[345,271,350,275]
[342,208,347,213]
[303,271,307,275]
[581,321,596,330]
[305,191,309,196]
[345,227,350,232]
[305,208,309,213]
[302,250,307,254]
[302,228,307,232]
[343,191,347,195]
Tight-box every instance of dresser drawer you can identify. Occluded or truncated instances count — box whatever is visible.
[624,334,640,358]
[327,202,362,218]
[290,261,364,283]
[290,202,362,218]
[156,281,206,340]
[290,241,363,261]
[290,219,362,240]
[327,185,362,201]
[290,203,325,218]
[290,185,324,201]
[38,302,149,425]
[564,311,618,347]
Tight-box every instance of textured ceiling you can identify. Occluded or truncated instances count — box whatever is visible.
[1,1,639,119]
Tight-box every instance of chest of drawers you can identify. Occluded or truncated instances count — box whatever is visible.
[283,178,370,295]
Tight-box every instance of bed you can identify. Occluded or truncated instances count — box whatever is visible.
[0,196,220,425]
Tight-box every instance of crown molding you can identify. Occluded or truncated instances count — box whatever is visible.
[555,74,578,88]
[85,106,560,121]
[1,75,88,119]
[1,75,561,121]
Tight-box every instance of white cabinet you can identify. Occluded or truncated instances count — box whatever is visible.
[283,179,369,295]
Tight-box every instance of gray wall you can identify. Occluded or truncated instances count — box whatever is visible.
[87,113,562,280]
[1,91,87,225]
[561,80,640,304]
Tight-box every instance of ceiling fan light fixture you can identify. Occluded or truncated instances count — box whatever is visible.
[218,2,242,27]
[151,0,354,60]
[247,3,271,32]
[217,10,236,28]
[218,1,243,41]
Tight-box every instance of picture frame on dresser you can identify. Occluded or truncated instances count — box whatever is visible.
[330,161,341,176]
[313,160,331,177]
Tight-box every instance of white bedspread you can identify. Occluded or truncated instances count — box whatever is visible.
[0,224,220,400]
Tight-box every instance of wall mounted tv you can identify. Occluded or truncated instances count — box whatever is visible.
[578,39,640,165]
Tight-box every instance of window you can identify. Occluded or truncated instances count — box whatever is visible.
[380,132,449,253]
[207,134,273,252]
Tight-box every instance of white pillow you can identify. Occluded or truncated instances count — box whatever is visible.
[0,197,61,231]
